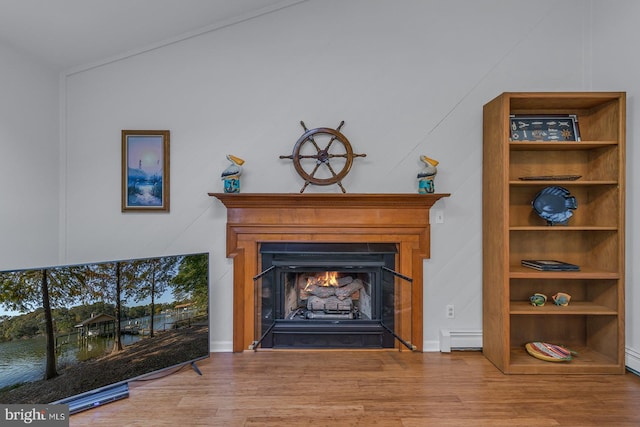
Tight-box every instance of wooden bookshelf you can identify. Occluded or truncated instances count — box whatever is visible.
[482,92,626,374]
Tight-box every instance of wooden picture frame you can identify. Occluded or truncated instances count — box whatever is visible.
[121,130,170,212]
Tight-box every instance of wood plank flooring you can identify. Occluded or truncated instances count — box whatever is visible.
[70,350,640,426]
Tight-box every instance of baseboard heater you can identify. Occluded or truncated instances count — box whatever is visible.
[439,329,482,352]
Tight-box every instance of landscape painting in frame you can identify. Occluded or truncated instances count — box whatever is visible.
[122,130,170,212]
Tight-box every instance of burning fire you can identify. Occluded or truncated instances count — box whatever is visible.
[305,271,339,288]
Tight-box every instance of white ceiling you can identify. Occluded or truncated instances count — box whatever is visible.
[0,0,302,71]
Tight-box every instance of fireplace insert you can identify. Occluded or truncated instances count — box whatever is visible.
[252,243,414,350]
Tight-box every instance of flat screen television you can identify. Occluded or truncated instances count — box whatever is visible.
[0,252,209,412]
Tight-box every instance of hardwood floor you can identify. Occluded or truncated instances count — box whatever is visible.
[70,350,640,426]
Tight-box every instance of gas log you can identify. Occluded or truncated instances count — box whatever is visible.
[307,296,353,312]
[303,275,364,314]
[335,279,363,300]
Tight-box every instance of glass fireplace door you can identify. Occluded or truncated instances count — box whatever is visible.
[251,266,276,350]
[252,242,413,350]
[381,267,414,350]
[252,264,415,350]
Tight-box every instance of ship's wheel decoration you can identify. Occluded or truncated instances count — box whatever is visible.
[279,121,366,193]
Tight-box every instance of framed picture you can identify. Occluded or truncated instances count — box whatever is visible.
[509,115,580,141]
[121,130,170,212]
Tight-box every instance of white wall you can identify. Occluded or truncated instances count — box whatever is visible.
[591,0,640,371]
[0,41,59,270]
[2,0,637,366]
[61,0,595,352]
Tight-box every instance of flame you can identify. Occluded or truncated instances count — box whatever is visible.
[305,271,339,289]
[323,271,339,286]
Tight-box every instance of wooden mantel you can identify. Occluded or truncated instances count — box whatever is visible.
[209,193,449,352]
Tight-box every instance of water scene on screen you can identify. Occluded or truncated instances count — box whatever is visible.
[0,253,209,404]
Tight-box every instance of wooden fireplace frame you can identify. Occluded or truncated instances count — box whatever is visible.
[210,193,449,352]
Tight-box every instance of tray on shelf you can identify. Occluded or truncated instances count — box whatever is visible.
[518,175,581,181]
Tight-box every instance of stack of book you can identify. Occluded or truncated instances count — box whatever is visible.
[521,259,580,271]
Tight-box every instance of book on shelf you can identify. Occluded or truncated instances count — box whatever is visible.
[521,259,580,271]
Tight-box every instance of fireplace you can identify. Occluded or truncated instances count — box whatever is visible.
[254,242,411,349]
[209,193,449,352]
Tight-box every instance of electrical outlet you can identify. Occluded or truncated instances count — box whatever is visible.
[434,210,444,224]
[446,304,454,318]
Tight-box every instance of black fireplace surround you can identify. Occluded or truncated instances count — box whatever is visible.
[253,242,412,349]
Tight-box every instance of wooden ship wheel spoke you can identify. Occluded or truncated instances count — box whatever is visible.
[280,121,366,193]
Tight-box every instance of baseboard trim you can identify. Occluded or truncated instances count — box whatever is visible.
[210,340,233,352]
[423,340,440,352]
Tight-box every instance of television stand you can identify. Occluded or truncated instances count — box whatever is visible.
[191,361,203,376]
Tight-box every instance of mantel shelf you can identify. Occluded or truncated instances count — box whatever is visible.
[209,193,450,209]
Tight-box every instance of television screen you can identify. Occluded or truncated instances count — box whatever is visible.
[0,253,209,410]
